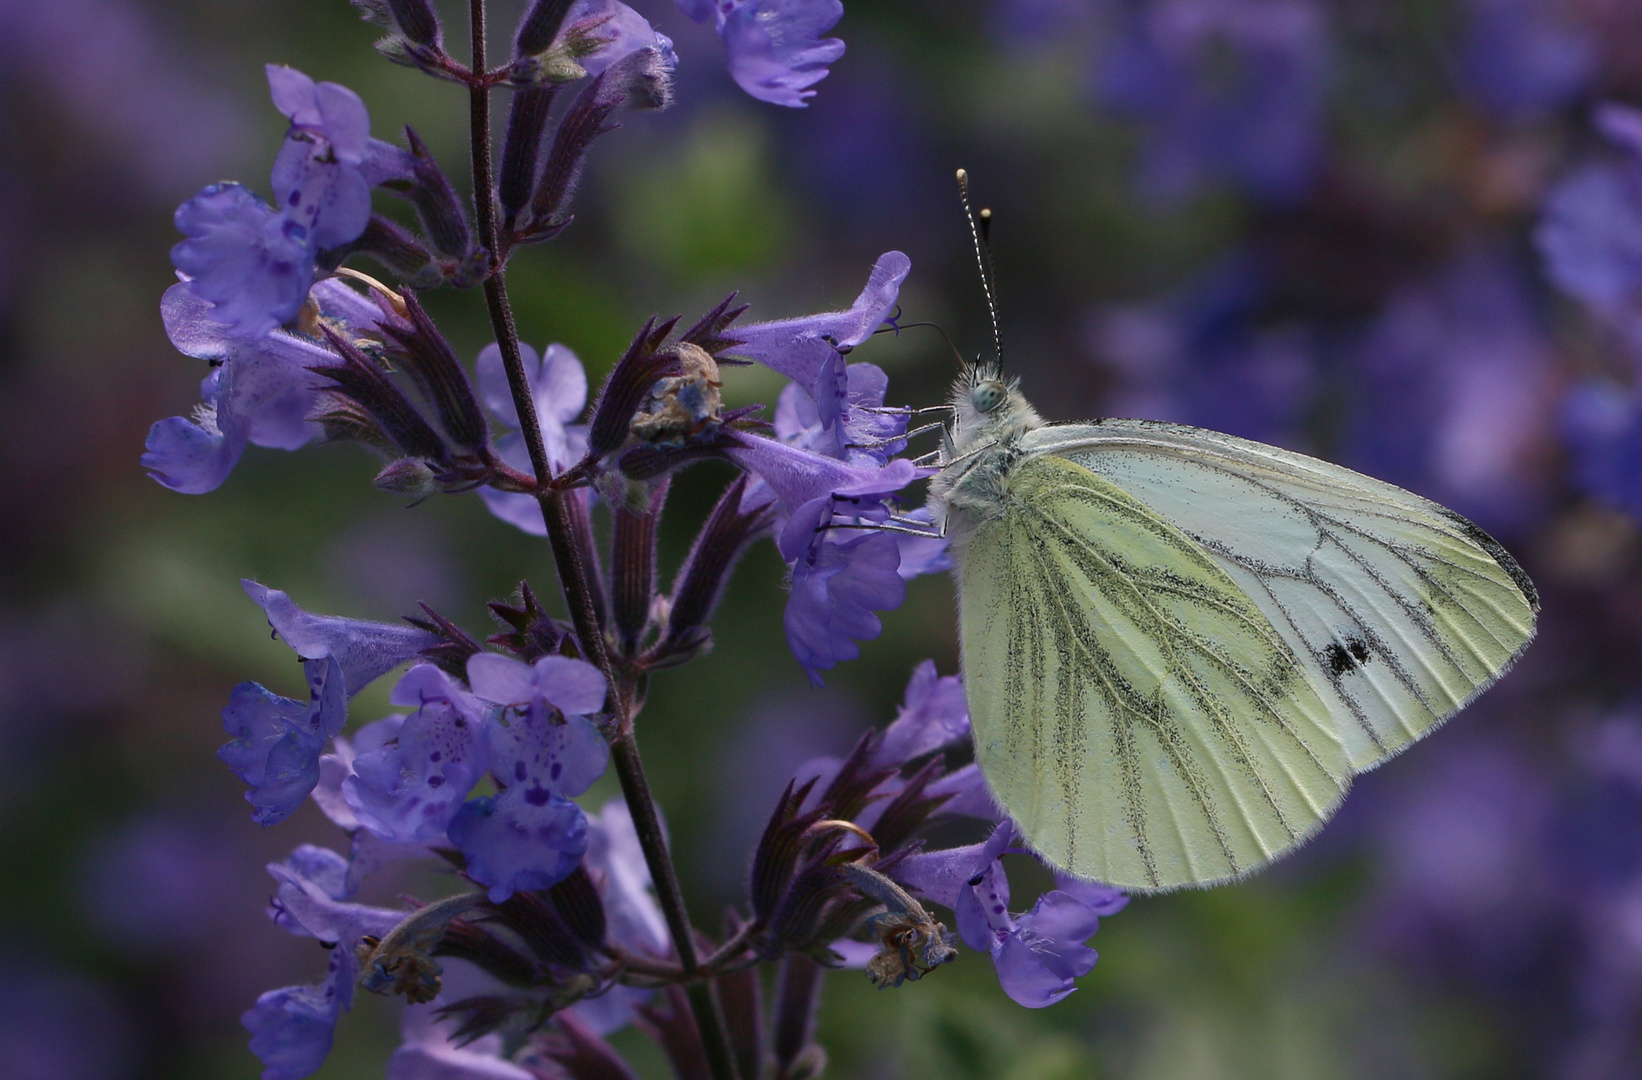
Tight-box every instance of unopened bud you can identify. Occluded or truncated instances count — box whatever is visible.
[374,457,438,497]
[515,0,576,56]
[386,0,441,47]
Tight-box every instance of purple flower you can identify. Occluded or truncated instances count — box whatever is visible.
[242,580,439,693]
[244,945,355,1080]
[476,341,590,535]
[563,0,678,77]
[1458,0,1593,118]
[170,183,316,340]
[171,67,406,342]
[896,821,1126,1007]
[730,251,909,430]
[344,666,491,844]
[676,0,845,107]
[874,659,969,766]
[266,846,405,944]
[1097,0,1327,205]
[388,1005,535,1080]
[782,531,904,683]
[1342,249,1554,529]
[1536,104,1642,352]
[218,656,346,826]
[1562,380,1642,521]
[144,280,387,493]
[447,652,608,902]
[571,800,671,1034]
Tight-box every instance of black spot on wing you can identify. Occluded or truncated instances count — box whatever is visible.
[1324,637,1372,676]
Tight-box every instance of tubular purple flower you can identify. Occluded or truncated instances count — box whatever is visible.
[218,656,346,826]
[565,0,677,77]
[784,531,904,684]
[242,581,440,694]
[729,251,910,429]
[244,950,352,1080]
[343,665,491,844]
[874,660,969,766]
[171,183,315,340]
[895,821,1125,1007]
[144,281,385,493]
[266,847,405,944]
[677,0,845,107]
[388,1006,536,1080]
[447,790,588,903]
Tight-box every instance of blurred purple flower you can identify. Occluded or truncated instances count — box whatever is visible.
[344,666,491,844]
[572,800,672,1034]
[676,0,845,107]
[1087,253,1318,449]
[1536,103,1642,353]
[1458,0,1594,118]
[243,580,439,694]
[1097,0,1327,205]
[1343,249,1553,529]
[896,820,1126,1006]
[0,956,133,1080]
[218,656,345,826]
[388,1004,535,1080]
[1562,380,1642,520]
[476,341,589,535]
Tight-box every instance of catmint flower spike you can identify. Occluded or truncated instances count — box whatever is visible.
[500,85,559,228]
[378,291,489,451]
[585,318,685,459]
[404,127,474,261]
[314,327,450,464]
[652,475,772,666]
[612,478,668,655]
[386,0,441,47]
[516,0,577,56]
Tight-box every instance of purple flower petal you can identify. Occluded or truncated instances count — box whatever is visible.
[447,788,589,902]
[707,0,846,107]
[784,532,904,685]
[244,946,354,1080]
[567,0,673,77]
[267,849,404,943]
[242,581,439,694]
[171,182,315,340]
[344,695,490,844]
[388,1004,536,1080]
[875,661,969,766]
[730,252,910,402]
[486,700,608,800]
[218,657,346,826]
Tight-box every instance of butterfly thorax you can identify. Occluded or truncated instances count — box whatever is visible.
[928,365,1045,542]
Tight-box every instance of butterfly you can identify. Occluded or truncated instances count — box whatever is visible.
[926,363,1539,892]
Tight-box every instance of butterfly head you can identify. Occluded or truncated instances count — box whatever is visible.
[949,362,1041,452]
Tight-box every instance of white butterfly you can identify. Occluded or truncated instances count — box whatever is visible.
[926,364,1538,892]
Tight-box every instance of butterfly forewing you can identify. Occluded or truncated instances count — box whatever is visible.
[1036,419,1539,773]
[959,454,1349,891]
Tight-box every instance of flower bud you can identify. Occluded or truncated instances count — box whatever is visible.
[374,457,439,498]
[385,0,441,47]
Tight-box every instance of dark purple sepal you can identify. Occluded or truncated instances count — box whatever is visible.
[351,214,441,286]
[500,85,560,226]
[404,127,474,261]
[534,1009,642,1080]
[650,475,775,668]
[385,0,442,46]
[404,602,485,680]
[377,290,490,451]
[584,317,684,460]
[313,326,451,464]
[516,0,579,55]
[678,291,752,356]
[487,581,577,662]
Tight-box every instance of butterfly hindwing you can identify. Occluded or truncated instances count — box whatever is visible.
[958,454,1349,891]
[1037,419,1539,773]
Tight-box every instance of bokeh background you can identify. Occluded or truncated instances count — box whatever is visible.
[7,0,1642,1076]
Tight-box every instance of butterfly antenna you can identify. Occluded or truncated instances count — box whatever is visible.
[956,168,1003,372]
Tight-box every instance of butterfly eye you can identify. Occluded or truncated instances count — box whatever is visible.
[971,381,1006,413]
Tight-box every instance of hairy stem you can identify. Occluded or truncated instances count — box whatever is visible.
[465,3,736,1077]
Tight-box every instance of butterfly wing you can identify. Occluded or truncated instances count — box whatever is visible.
[958,453,1350,891]
[1031,419,1539,774]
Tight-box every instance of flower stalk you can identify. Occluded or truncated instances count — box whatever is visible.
[465,1,736,1077]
